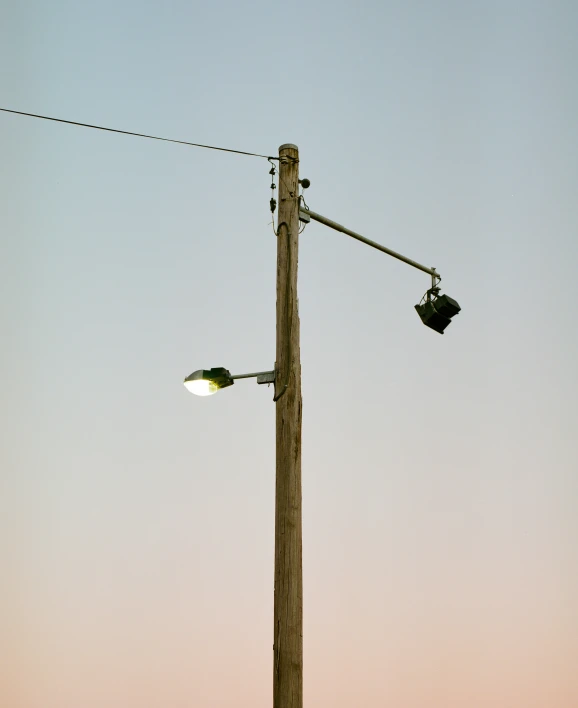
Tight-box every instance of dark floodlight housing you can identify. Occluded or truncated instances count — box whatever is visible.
[432,294,461,318]
[415,293,461,334]
[183,367,234,396]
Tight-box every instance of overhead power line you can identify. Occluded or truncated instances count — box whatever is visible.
[0,107,275,160]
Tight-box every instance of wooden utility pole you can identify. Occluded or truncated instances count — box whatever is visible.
[274,143,302,708]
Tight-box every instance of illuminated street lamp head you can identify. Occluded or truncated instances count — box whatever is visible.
[183,367,234,396]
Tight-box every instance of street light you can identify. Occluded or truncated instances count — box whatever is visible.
[183,367,233,396]
[183,367,275,396]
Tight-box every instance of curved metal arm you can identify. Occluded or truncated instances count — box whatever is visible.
[301,207,439,278]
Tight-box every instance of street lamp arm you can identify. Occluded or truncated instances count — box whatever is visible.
[301,207,439,279]
[232,370,276,384]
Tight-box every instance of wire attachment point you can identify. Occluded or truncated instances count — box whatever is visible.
[268,158,278,223]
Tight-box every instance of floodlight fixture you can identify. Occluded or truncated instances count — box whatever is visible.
[415,291,461,334]
[183,367,275,396]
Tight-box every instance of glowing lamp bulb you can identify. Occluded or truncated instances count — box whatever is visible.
[183,378,219,396]
[183,368,234,396]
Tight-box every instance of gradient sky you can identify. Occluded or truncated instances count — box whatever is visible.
[1,1,577,707]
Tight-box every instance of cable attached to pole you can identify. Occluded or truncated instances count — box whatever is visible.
[0,107,276,160]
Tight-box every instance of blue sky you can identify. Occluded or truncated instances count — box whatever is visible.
[1,2,577,706]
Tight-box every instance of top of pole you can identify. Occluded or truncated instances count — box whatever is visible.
[279,143,298,152]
